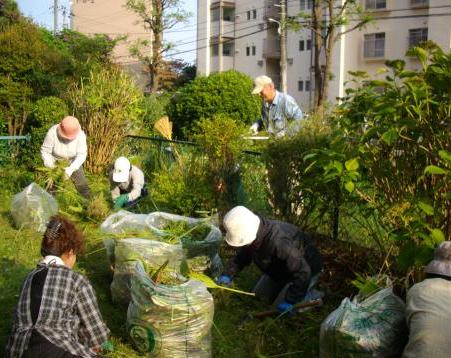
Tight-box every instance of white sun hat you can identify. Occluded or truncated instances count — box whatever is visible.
[113,157,131,183]
[223,206,261,247]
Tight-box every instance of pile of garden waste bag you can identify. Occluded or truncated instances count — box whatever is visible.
[10,182,58,233]
[320,287,407,357]
[100,210,222,304]
[127,261,214,358]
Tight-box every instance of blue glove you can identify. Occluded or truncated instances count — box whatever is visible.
[216,274,232,286]
[277,301,294,314]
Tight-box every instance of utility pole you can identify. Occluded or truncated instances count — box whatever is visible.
[280,0,287,94]
[53,0,59,34]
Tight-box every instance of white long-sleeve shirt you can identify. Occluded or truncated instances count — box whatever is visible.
[40,124,87,173]
[110,165,145,201]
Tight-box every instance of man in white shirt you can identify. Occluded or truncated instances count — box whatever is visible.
[110,156,146,209]
[40,116,91,199]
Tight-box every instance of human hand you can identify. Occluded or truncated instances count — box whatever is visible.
[114,194,129,209]
[250,123,259,135]
[215,274,232,286]
[277,301,294,314]
[64,167,74,179]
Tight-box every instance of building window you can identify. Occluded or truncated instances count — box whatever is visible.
[411,0,428,6]
[247,11,250,20]
[246,46,250,56]
[300,0,313,10]
[211,43,219,56]
[252,9,257,19]
[306,39,312,50]
[305,80,311,91]
[211,8,220,22]
[365,0,386,10]
[409,28,428,48]
[252,45,256,56]
[223,41,234,56]
[364,33,385,58]
[247,10,256,20]
[298,81,304,91]
[299,40,305,51]
[223,7,235,21]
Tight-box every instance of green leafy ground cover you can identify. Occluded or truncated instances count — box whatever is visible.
[0,172,378,357]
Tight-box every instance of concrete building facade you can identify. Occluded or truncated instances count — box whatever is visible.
[71,0,151,89]
[197,0,451,111]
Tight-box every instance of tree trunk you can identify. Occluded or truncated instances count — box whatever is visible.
[312,1,323,109]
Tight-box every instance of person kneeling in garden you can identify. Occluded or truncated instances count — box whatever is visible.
[217,206,323,314]
[41,116,91,199]
[6,215,110,357]
[403,241,451,358]
[110,156,147,210]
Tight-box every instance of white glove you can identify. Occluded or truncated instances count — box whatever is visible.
[64,167,74,179]
[250,123,259,135]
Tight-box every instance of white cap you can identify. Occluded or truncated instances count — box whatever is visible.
[252,75,273,94]
[113,157,131,183]
[223,206,260,247]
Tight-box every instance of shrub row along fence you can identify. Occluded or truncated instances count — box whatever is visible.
[264,46,451,276]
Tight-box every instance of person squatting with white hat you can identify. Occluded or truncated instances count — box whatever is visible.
[110,156,146,210]
[40,116,91,199]
[216,206,323,314]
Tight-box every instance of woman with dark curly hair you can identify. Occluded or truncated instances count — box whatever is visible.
[6,215,110,358]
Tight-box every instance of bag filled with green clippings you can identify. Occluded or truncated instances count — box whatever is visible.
[127,261,214,358]
[319,287,407,357]
[10,183,58,233]
[145,211,223,276]
[110,238,184,305]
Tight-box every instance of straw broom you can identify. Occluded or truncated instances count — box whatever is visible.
[154,116,183,165]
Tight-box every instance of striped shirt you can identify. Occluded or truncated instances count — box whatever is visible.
[6,261,109,358]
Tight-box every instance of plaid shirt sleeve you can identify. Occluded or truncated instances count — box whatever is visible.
[75,278,110,348]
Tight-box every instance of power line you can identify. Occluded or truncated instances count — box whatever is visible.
[165,11,451,59]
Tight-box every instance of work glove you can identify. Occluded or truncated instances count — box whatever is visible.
[215,274,232,286]
[277,301,294,314]
[249,123,259,135]
[114,194,129,209]
[64,166,74,179]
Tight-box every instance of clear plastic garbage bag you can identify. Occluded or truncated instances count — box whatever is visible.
[10,183,58,233]
[127,261,214,358]
[110,238,184,305]
[320,287,407,358]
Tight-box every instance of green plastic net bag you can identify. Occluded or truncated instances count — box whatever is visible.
[320,287,407,357]
[10,183,58,233]
[127,261,214,358]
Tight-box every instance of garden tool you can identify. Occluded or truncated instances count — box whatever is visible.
[251,298,323,319]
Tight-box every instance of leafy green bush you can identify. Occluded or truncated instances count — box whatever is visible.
[68,66,144,174]
[167,70,260,138]
[193,115,247,213]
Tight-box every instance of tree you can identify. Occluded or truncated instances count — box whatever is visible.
[291,0,371,110]
[126,0,191,92]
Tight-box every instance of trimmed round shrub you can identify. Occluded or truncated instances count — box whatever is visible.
[167,70,261,138]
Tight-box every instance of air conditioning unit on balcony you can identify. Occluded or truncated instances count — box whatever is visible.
[257,60,264,66]
[287,58,293,65]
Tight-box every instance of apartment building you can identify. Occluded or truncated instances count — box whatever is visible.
[197,0,451,111]
[71,0,151,89]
